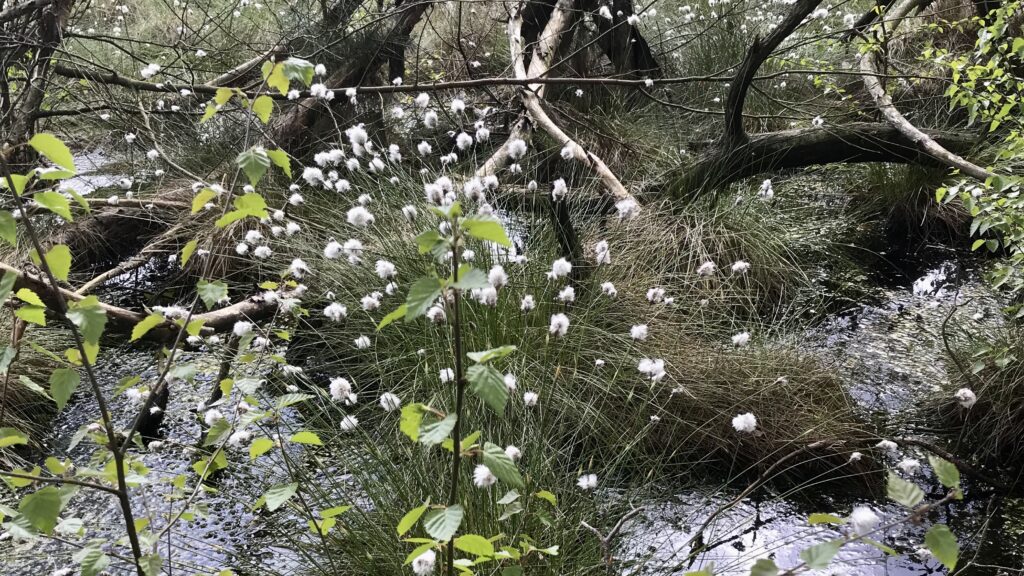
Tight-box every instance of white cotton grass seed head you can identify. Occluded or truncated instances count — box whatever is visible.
[897,458,921,475]
[601,282,618,297]
[731,412,757,433]
[523,391,539,406]
[731,260,751,274]
[547,258,572,280]
[472,464,497,488]
[954,387,977,408]
[630,324,649,341]
[731,332,750,347]
[520,295,535,311]
[440,368,455,383]
[549,313,570,337]
[876,439,899,452]
[233,321,253,337]
[380,392,401,412]
[354,335,371,349]
[339,415,359,431]
[697,261,716,276]
[412,549,436,576]
[849,506,881,536]
[577,473,598,490]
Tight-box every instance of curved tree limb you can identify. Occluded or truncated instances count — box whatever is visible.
[0,262,280,343]
[722,0,824,146]
[483,0,634,201]
[860,0,994,181]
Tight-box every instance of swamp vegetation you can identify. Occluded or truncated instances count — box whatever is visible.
[0,0,1023,574]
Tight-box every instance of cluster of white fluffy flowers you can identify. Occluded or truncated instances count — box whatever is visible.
[696,261,716,276]
[375,259,397,279]
[577,473,598,490]
[630,324,649,341]
[440,368,455,383]
[731,332,750,347]
[615,197,639,220]
[523,391,539,406]
[731,412,757,433]
[731,260,751,274]
[897,458,922,475]
[595,240,611,265]
[601,282,618,297]
[758,178,774,201]
[347,206,375,227]
[551,178,568,201]
[638,358,666,382]
[330,377,357,404]
[549,313,570,337]
[354,335,372,349]
[140,63,161,78]
[473,464,497,488]
[954,387,977,408]
[507,138,528,160]
[339,415,359,431]
[379,392,401,412]
[547,257,572,280]
[412,549,436,576]
[849,506,881,536]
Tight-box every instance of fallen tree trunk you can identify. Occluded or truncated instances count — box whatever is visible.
[675,122,980,194]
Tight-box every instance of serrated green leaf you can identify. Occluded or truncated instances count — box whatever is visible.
[482,442,524,488]
[419,413,456,446]
[19,486,62,533]
[29,133,75,172]
[466,364,508,415]
[15,306,46,326]
[49,368,80,411]
[405,277,442,321]
[34,191,72,221]
[461,215,511,247]
[192,188,217,214]
[928,455,960,489]
[886,474,925,508]
[423,504,463,542]
[398,503,428,536]
[378,304,408,330]
[404,542,437,565]
[0,271,15,304]
[750,558,778,576]
[0,211,15,245]
[236,149,272,187]
[467,345,517,363]
[290,431,322,445]
[534,490,557,506]
[197,279,228,310]
[266,148,291,178]
[43,244,71,282]
[925,524,958,570]
[74,547,110,576]
[451,264,488,290]
[454,534,494,558]
[252,95,273,124]
[263,482,298,511]
[131,313,165,342]
[400,403,426,442]
[249,437,274,460]
[15,288,44,307]
[808,513,846,525]
[0,427,28,448]
[799,539,841,569]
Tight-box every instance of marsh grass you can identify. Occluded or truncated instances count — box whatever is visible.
[210,160,878,572]
[932,322,1024,464]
